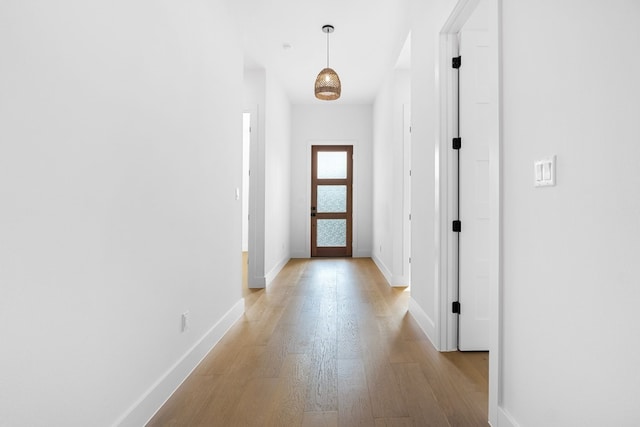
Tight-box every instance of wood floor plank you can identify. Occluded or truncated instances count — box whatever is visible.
[336,298,361,360]
[194,346,266,426]
[391,362,451,427]
[386,334,417,365]
[251,300,288,346]
[301,411,338,427]
[304,330,337,411]
[278,294,306,324]
[337,358,374,427]
[146,374,221,427]
[374,417,415,427]
[410,339,487,426]
[229,377,280,427]
[264,353,313,426]
[305,273,338,412]
[147,259,488,427]
[365,288,392,317]
[193,320,258,376]
[362,353,408,419]
[286,310,318,354]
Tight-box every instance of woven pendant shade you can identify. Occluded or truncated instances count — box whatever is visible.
[314,25,341,101]
[315,67,341,100]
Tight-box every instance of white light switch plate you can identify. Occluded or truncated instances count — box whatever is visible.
[534,156,556,187]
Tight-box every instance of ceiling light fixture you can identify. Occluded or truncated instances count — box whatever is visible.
[314,25,341,101]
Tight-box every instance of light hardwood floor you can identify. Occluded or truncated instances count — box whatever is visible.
[148,258,488,427]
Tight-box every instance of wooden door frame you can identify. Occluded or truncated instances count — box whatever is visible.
[311,145,353,257]
[304,140,357,258]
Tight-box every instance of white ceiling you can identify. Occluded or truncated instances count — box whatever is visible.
[228,0,411,105]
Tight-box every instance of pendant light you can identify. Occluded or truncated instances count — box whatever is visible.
[314,25,341,101]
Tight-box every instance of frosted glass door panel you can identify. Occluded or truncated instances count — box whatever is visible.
[317,185,346,213]
[317,152,347,179]
[317,219,347,247]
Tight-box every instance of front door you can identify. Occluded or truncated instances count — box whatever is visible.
[311,145,353,257]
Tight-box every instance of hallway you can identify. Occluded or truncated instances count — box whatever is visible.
[148,259,488,426]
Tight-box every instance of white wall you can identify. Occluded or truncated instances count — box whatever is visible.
[372,69,411,285]
[264,76,292,282]
[290,105,373,258]
[500,2,640,426]
[0,1,244,426]
[243,70,292,286]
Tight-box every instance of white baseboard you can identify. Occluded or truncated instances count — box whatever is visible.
[249,274,266,288]
[265,256,290,286]
[371,256,409,287]
[290,251,309,259]
[408,297,438,350]
[114,299,245,427]
[353,250,372,258]
[372,255,393,285]
[497,407,519,427]
[289,252,372,259]
[390,274,409,288]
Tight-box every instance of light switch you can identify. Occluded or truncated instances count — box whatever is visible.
[535,163,543,181]
[542,163,551,180]
[534,156,556,187]
[235,188,240,200]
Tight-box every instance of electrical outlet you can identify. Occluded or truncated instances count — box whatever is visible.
[181,311,189,332]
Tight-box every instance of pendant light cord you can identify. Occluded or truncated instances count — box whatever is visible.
[326,31,330,68]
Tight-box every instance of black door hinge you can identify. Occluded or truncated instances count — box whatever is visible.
[452,56,462,69]
[452,301,461,314]
[453,137,462,150]
[453,220,461,232]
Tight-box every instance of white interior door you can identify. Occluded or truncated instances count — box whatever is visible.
[458,29,491,351]
[403,104,412,285]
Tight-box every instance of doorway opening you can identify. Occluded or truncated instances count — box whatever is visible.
[440,0,500,424]
[242,112,251,290]
[310,145,353,257]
